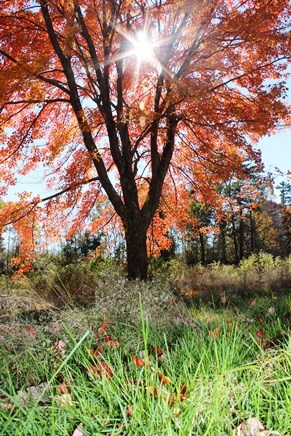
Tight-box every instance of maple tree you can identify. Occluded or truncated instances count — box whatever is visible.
[0,0,290,279]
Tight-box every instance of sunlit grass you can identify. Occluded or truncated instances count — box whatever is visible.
[0,291,290,435]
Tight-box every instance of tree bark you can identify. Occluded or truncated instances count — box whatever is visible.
[125,220,148,280]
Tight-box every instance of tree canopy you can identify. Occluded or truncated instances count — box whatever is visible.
[0,0,290,279]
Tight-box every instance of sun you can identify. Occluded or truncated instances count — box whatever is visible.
[132,31,155,62]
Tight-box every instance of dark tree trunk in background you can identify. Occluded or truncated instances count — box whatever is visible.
[125,220,148,280]
[199,233,206,265]
[231,216,239,264]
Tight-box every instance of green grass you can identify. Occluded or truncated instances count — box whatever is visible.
[0,292,290,435]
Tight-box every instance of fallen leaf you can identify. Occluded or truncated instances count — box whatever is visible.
[56,393,73,407]
[52,339,67,357]
[208,326,221,338]
[86,361,113,379]
[126,405,134,417]
[157,372,171,385]
[25,325,37,335]
[236,417,281,436]
[250,299,257,307]
[180,385,187,400]
[267,306,276,315]
[220,293,227,304]
[97,320,108,336]
[146,386,162,399]
[57,381,70,395]
[0,397,16,411]
[152,345,164,358]
[131,356,146,367]
[258,317,264,324]
[17,382,50,406]
[245,318,255,324]
[88,346,104,357]
[172,407,181,417]
[104,335,120,347]
[256,330,265,337]
[72,423,83,436]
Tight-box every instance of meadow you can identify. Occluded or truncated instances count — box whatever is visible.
[0,254,290,435]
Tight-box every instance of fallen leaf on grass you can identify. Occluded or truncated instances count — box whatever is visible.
[208,326,221,338]
[86,362,113,379]
[56,393,73,407]
[256,330,265,337]
[88,346,104,358]
[157,371,171,385]
[146,386,164,399]
[258,317,264,324]
[57,381,71,395]
[104,335,120,347]
[267,306,276,315]
[152,345,165,361]
[126,405,134,417]
[179,385,187,401]
[0,397,16,411]
[52,339,67,357]
[236,417,281,436]
[17,382,50,406]
[72,423,83,436]
[131,355,146,367]
[97,320,108,336]
[25,325,37,335]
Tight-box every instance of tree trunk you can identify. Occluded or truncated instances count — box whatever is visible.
[231,216,239,264]
[125,221,148,280]
[199,233,206,265]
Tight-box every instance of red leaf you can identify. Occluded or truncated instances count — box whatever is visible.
[25,325,37,335]
[157,371,171,385]
[256,330,265,337]
[97,320,108,336]
[104,335,120,347]
[131,356,146,367]
[99,361,113,379]
[179,385,187,401]
[152,345,164,357]
[126,405,134,417]
[86,361,112,379]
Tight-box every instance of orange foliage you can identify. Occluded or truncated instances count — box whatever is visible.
[0,0,290,277]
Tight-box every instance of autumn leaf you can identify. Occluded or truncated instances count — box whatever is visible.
[72,423,83,436]
[152,345,164,358]
[179,385,187,401]
[56,393,73,407]
[208,326,221,339]
[256,330,265,337]
[88,346,104,358]
[97,320,108,336]
[52,339,67,357]
[131,356,146,367]
[25,325,37,335]
[236,418,281,436]
[86,362,113,380]
[57,381,71,395]
[267,307,276,315]
[104,335,120,347]
[157,372,171,386]
[146,386,162,399]
[17,382,50,406]
[126,405,134,417]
